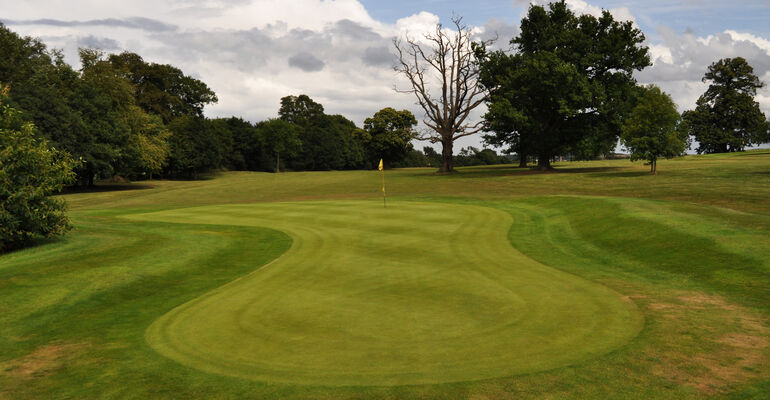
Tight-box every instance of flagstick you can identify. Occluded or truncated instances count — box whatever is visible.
[381,167,386,208]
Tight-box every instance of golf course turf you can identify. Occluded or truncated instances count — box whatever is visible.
[1,152,768,399]
[134,201,641,385]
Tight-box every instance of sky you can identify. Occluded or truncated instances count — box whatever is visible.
[2,0,770,152]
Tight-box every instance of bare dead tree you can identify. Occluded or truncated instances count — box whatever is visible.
[394,16,490,173]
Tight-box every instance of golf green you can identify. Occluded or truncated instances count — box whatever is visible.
[130,200,642,386]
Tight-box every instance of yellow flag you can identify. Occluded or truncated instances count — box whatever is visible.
[378,158,383,171]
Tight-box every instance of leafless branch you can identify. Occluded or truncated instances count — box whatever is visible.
[394,16,493,171]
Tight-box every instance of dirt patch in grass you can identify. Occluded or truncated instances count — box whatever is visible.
[642,291,769,395]
[0,342,89,380]
[716,333,769,349]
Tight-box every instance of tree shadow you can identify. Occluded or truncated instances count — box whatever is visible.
[62,183,156,194]
[1,236,62,255]
[588,170,652,178]
[453,165,629,178]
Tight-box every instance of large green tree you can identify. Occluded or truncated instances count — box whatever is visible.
[258,119,301,172]
[166,116,223,178]
[279,94,366,171]
[479,1,650,170]
[621,85,688,174]
[0,86,76,251]
[362,107,417,169]
[681,57,767,153]
[108,52,218,124]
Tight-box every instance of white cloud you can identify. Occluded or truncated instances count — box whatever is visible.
[2,0,768,156]
[723,30,770,55]
[636,26,770,115]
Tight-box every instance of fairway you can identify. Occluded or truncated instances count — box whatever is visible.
[2,153,769,399]
[130,201,641,386]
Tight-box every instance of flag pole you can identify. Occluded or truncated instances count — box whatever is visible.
[378,158,386,208]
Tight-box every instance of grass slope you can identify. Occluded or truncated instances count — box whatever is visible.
[131,201,640,386]
[0,151,768,399]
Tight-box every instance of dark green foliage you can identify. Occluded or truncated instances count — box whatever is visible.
[278,94,325,125]
[0,24,88,174]
[258,119,301,172]
[69,49,134,185]
[108,52,218,124]
[681,57,767,153]
[422,146,442,167]
[391,149,429,168]
[362,107,416,169]
[0,89,77,251]
[454,147,512,167]
[411,146,510,168]
[166,116,223,177]
[621,85,688,174]
[279,94,367,171]
[479,1,650,169]
[220,117,263,170]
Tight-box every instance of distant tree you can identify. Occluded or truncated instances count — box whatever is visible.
[681,57,767,153]
[121,105,170,179]
[392,148,429,168]
[453,146,510,167]
[362,107,417,169]
[69,49,136,185]
[478,1,650,170]
[221,117,262,170]
[1,86,77,251]
[108,52,218,123]
[422,146,442,167]
[259,119,301,172]
[621,85,687,174]
[279,95,366,171]
[394,16,490,173]
[166,116,222,178]
[278,94,325,125]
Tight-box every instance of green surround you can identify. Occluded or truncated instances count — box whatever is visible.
[131,200,642,386]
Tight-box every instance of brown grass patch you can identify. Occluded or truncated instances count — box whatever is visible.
[0,342,89,380]
[642,290,769,394]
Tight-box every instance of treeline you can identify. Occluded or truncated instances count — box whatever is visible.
[2,23,466,186]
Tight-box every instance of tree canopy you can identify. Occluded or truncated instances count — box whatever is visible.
[362,107,416,169]
[259,119,301,172]
[621,85,688,174]
[479,1,650,169]
[681,57,767,153]
[1,86,76,251]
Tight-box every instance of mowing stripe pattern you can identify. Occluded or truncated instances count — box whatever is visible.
[130,200,642,386]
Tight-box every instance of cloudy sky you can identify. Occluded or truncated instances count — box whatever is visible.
[2,0,770,151]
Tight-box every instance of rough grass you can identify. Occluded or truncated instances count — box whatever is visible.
[0,150,768,399]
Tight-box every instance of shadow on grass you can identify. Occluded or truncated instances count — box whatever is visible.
[396,165,636,179]
[587,170,652,178]
[1,236,63,256]
[62,183,156,194]
[453,165,630,178]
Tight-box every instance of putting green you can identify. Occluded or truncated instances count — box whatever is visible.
[129,200,641,386]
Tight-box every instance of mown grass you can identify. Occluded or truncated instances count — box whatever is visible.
[1,150,768,399]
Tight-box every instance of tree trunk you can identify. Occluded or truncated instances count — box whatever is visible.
[440,139,454,173]
[651,158,657,175]
[275,153,280,173]
[88,172,95,187]
[536,152,552,170]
